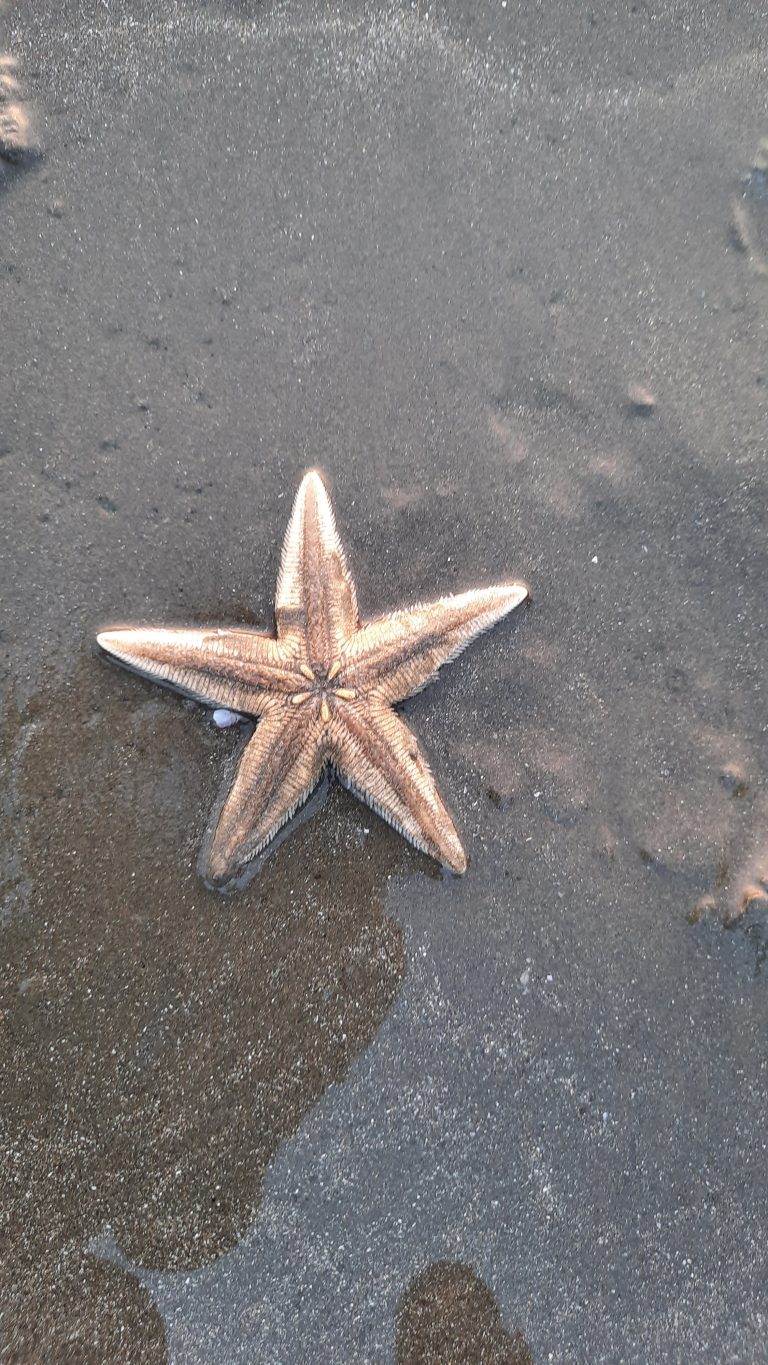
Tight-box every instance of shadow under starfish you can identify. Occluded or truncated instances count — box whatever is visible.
[98,469,529,889]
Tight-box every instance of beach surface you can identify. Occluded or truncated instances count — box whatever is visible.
[1,2,767,1360]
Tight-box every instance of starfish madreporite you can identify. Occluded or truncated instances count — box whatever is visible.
[98,470,528,888]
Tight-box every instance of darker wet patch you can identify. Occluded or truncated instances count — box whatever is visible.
[396,1262,533,1365]
[0,1260,167,1365]
[0,665,406,1352]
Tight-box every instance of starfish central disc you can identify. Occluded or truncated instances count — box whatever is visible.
[290,660,358,718]
[97,468,529,888]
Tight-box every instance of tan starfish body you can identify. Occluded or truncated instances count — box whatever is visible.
[97,470,528,887]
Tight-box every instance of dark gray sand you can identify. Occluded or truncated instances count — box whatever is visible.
[1,2,767,1361]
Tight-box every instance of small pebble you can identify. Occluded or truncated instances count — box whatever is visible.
[212,708,241,728]
[627,383,655,413]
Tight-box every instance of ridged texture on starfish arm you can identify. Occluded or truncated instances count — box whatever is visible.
[202,707,325,883]
[341,584,529,704]
[329,705,467,874]
[96,626,301,716]
[275,468,359,658]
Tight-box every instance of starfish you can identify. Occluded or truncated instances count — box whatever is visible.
[97,470,528,888]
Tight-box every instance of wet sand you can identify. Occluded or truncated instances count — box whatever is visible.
[1,2,767,1361]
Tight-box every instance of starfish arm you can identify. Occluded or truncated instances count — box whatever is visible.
[330,703,467,874]
[97,626,300,715]
[201,706,325,885]
[340,583,528,704]
[274,469,359,661]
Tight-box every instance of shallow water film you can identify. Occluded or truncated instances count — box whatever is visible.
[1,2,767,1362]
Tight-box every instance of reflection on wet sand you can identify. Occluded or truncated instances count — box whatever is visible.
[0,667,406,1357]
[397,1262,533,1365]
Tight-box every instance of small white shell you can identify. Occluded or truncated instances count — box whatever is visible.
[212,708,241,729]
